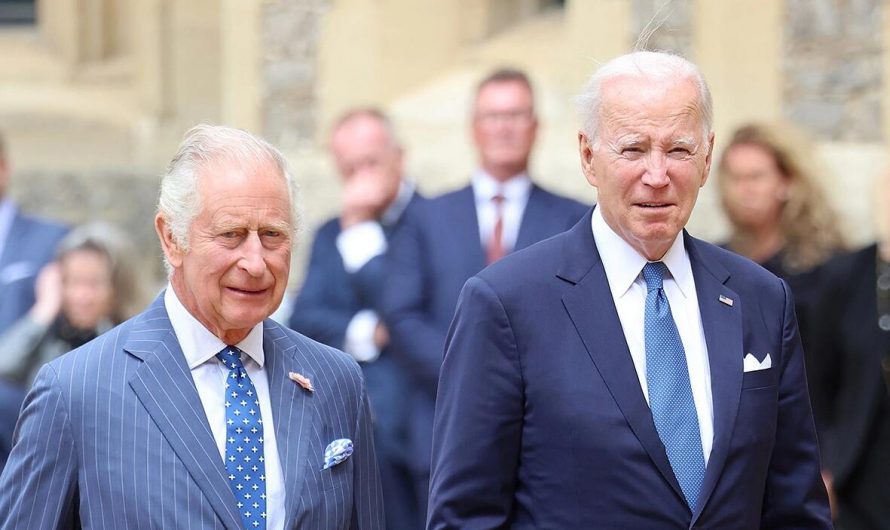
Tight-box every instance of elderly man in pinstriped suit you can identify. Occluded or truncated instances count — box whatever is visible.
[0,125,384,529]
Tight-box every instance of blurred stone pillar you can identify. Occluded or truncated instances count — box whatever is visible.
[262,0,330,150]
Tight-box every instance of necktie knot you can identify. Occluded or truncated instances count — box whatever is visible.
[642,261,668,292]
[492,194,505,206]
[216,347,246,376]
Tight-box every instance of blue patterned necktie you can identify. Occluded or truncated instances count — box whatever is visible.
[642,262,706,511]
[217,346,267,529]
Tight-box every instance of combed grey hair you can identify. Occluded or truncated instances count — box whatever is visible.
[575,51,713,147]
[157,124,302,275]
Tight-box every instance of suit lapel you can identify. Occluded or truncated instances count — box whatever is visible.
[453,185,486,270]
[125,297,243,530]
[515,185,542,250]
[558,211,686,504]
[685,236,744,523]
[264,322,316,522]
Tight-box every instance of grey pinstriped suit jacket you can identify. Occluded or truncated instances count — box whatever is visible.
[0,295,385,529]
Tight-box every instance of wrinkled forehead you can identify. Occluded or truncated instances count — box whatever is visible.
[599,75,706,137]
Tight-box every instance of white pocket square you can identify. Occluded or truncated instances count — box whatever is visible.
[323,438,353,470]
[743,353,772,373]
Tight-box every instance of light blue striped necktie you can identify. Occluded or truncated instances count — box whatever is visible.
[217,346,267,529]
[642,261,706,511]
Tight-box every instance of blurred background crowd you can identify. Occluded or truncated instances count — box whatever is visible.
[0,0,888,529]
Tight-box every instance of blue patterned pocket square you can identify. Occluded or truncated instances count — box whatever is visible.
[323,438,354,470]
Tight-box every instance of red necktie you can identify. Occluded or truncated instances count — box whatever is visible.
[486,194,506,264]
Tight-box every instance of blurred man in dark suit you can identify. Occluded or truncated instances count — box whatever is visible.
[382,68,588,519]
[290,108,422,529]
[0,133,68,335]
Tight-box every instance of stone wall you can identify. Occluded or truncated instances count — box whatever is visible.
[262,0,330,150]
[12,171,165,287]
[783,0,883,141]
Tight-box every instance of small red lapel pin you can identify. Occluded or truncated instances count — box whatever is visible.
[289,371,315,392]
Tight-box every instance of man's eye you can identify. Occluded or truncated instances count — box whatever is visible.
[221,231,240,238]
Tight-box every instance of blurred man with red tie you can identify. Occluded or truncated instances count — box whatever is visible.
[382,68,588,522]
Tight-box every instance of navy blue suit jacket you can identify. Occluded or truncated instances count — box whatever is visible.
[382,184,588,473]
[0,295,385,529]
[289,193,425,461]
[0,208,68,334]
[428,208,831,529]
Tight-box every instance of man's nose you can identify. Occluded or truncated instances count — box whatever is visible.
[239,232,267,277]
[642,152,669,187]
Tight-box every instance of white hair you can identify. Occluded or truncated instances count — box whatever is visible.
[575,51,713,146]
[157,124,302,275]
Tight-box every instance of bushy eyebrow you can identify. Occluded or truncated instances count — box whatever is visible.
[212,219,292,234]
[671,136,699,149]
[609,135,645,150]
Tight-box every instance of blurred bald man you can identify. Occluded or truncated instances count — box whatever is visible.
[289,108,424,529]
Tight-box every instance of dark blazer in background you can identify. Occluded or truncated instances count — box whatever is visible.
[289,192,424,530]
[382,183,588,477]
[428,208,830,529]
[0,295,384,529]
[0,209,67,334]
[808,244,890,530]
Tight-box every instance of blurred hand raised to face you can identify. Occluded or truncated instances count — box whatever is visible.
[330,114,403,229]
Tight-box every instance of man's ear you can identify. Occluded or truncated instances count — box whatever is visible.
[578,131,598,188]
[155,214,184,268]
[700,131,716,188]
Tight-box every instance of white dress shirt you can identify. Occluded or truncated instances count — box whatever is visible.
[164,287,286,529]
[333,180,416,363]
[472,170,532,254]
[590,207,714,464]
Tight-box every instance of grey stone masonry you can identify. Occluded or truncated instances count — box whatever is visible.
[784,0,883,141]
[262,0,330,151]
[631,0,694,58]
[11,171,165,285]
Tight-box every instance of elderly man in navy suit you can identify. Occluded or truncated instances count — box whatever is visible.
[382,68,588,518]
[290,108,422,529]
[427,52,831,529]
[0,132,68,472]
[0,125,384,529]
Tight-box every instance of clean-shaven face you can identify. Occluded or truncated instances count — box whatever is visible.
[579,75,714,260]
[160,160,293,344]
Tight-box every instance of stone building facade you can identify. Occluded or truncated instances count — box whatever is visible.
[0,0,886,289]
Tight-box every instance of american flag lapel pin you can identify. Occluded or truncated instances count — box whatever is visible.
[289,371,315,392]
[718,294,734,307]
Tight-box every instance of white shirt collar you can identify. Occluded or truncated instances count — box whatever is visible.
[164,285,265,369]
[471,169,532,205]
[591,206,692,299]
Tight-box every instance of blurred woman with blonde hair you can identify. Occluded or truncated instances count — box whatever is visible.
[717,121,846,347]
